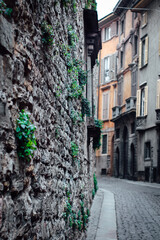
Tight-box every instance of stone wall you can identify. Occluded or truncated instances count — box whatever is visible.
[0,1,97,239]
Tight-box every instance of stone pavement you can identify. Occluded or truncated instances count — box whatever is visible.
[86,187,117,240]
[86,176,160,240]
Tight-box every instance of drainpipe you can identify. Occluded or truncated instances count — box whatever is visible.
[97,49,101,119]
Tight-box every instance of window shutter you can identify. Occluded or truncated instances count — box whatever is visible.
[110,54,115,80]
[139,41,142,69]
[144,86,148,116]
[102,93,109,120]
[144,36,149,65]
[144,12,147,25]
[111,22,116,38]
[136,89,141,117]
[156,79,160,109]
[101,58,105,83]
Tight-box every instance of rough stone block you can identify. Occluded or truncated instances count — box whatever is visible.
[0,15,14,54]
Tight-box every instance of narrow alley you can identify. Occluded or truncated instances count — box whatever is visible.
[87,177,160,240]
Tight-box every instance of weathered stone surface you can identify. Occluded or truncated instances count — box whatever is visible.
[0,15,14,54]
[0,1,96,239]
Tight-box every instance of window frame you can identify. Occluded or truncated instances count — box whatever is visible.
[139,35,149,69]
[105,27,111,41]
[104,56,110,83]
[144,141,151,160]
[102,134,108,155]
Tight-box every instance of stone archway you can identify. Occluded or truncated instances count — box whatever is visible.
[123,126,128,178]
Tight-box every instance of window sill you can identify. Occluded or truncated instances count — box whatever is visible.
[102,119,109,122]
[145,157,151,161]
[141,23,147,29]
[140,63,148,70]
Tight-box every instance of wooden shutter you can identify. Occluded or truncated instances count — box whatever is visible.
[101,59,105,83]
[111,22,116,38]
[144,86,148,116]
[156,80,160,109]
[110,54,115,80]
[144,12,147,25]
[144,36,149,65]
[139,40,142,69]
[102,92,109,120]
[136,89,141,117]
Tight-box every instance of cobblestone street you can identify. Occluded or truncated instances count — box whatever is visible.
[99,177,160,240]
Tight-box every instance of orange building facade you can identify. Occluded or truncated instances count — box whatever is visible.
[96,1,141,178]
[96,13,119,175]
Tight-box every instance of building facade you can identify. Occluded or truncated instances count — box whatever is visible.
[111,1,141,180]
[132,0,160,182]
[96,13,119,176]
[0,1,101,239]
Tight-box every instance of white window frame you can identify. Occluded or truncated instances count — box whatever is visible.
[105,27,111,41]
[104,56,110,83]
[136,86,148,117]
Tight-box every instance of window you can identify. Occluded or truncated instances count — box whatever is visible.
[142,12,147,28]
[102,92,109,120]
[144,141,151,159]
[134,35,138,56]
[120,51,123,68]
[131,70,137,97]
[118,77,123,106]
[136,86,148,117]
[140,88,145,116]
[139,36,149,69]
[121,20,124,34]
[105,27,111,41]
[116,21,119,35]
[104,56,110,82]
[113,87,117,107]
[102,135,108,154]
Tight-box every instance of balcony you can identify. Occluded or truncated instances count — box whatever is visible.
[112,106,120,119]
[125,97,136,112]
[136,116,146,131]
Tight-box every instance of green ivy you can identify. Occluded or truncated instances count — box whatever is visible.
[92,173,98,199]
[94,119,103,129]
[71,141,79,160]
[16,110,37,162]
[71,110,83,124]
[93,119,103,150]
[62,0,77,12]
[68,25,78,48]
[85,0,97,10]
[63,191,90,231]
[41,21,55,47]
[0,0,12,16]
[81,97,91,118]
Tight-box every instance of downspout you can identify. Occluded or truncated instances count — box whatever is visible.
[97,49,101,119]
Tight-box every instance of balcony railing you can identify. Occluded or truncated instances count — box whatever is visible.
[125,97,136,112]
[112,106,120,119]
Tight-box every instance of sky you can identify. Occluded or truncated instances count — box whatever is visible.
[96,0,119,20]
